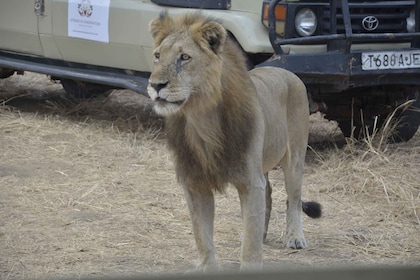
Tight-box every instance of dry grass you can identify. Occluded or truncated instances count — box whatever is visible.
[298,106,420,267]
[334,102,420,224]
[0,73,419,279]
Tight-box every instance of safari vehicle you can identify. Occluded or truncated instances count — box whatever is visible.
[0,0,419,141]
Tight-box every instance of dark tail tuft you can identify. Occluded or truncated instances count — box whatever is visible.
[302,201,322,219]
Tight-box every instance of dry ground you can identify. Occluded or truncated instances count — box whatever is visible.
[0,73,419,279]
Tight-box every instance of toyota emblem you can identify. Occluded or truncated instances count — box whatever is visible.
[362,16,379,31]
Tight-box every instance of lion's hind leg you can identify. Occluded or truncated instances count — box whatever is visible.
[281,159,322,249]
[281,155,307,249]
[263,173,272,242]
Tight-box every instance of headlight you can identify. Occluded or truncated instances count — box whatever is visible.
[295,8,317,37]
[407,9,415,32]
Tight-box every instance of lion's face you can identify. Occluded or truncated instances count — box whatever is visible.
[148,13,227,116]
[147,34,202,116]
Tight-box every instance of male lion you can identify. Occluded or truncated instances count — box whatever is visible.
[147,12,321,271]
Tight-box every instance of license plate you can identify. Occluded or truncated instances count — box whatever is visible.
[361,50,420,70]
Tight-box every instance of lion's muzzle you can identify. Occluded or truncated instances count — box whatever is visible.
[147,81,187,116]
[150,82,168,93]
[147,81,165,102]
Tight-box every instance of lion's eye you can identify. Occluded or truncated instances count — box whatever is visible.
[180,54,191,61]
[154,53,160,62]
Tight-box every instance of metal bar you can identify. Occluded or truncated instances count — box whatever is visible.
[0,52,149,96]
[341,0,352,38]
[340,0,352,53]
[268,0,283,54]
[327,0,351,53]
[413,0,420,47]
[330,0,337,34]
[274,32,420,46]
[416,0,420,32]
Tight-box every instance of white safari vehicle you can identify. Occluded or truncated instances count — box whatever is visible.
[1,0,419,141]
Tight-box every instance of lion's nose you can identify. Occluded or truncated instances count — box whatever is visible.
[150,82,168,93]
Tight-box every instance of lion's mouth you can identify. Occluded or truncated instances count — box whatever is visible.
[155,97,185,106]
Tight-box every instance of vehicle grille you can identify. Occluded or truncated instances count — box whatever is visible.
[320,3,412,36]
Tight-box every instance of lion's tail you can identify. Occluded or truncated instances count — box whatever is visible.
[302,201,322,219]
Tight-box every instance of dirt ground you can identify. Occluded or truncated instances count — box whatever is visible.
[0,73,419,279]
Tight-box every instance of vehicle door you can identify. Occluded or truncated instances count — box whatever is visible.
[0,1,44,56]
[48,0,159,72]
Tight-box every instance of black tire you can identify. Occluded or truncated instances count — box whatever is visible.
[0,68,16,79]
[337,117,379,140]
[337,99,420,142]
[60,79,112,98]
[392,98,420,142]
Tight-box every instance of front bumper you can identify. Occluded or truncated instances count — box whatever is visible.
[257,50,420,92]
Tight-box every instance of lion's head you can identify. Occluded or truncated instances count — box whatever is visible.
[147,12,228,116]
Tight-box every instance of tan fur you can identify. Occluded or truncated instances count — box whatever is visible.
[147,12,319,271]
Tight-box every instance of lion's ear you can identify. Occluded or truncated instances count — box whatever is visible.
[193,21,227,54]
[149,11,173,47]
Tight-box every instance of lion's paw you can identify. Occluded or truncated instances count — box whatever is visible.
[284,235,307,249]
[188,262,218,273]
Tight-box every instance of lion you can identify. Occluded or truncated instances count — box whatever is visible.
[147,12,321,271]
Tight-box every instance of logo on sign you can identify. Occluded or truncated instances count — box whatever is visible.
[362,16,379,31]
[78,0,93,17]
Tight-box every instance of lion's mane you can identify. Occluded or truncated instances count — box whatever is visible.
[151,13,260,192]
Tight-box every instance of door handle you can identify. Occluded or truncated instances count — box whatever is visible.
[34,0,45,16]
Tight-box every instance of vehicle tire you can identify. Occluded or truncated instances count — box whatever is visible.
[337,99,419,142]
[0,68,16,79]
[60,79,112,98]
[337,117,379,140]
[392,98,420,142]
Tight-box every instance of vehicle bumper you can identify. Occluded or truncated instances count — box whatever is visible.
[257,50,420,92]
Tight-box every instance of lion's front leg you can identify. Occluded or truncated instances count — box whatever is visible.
[236,175,266,270]
[183,185,218,272]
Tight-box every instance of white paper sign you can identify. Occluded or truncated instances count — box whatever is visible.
[68,0,110,43]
